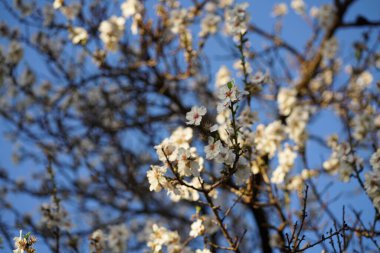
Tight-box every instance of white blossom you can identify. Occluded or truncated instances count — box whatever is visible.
[271,145,297,184]
[352,113,373,141]
[189,219,204,237]
[291,0,306,15]
[186,106,207,126]
[215,145,235,165]
[40,200,71,230]
[107,224,129,253]
[60,3,81,20]
[170,127,193,148]
[224,3,250,37]
[167,178,200,202]
[7,41,23,65]
[99,16,126,51]
[251,71,266,85]
[146,224,180,253]
[215,65,232,88]
[277,88,297,116]
[177,147,200,177]
[196,249,212,253]
[370,149,380,172]
[155,138,178,163]
[237,106,256,128]
[69,27,88,45]
[147,165,167,192]
[356,71,373,88]
[169,8,188,34]
[322,37,338,60]
[121,0,143,18]
[255,121,286,158]
[272,3,288,17]
[315,4,336,29]
[204,138,222,160]
[216,82,246,112]
[323,142,358,182]
[53,0,64,9]
[200,13,221,37]
[89,229,106,253]
[364,172,380,211]
[286,105,314,146]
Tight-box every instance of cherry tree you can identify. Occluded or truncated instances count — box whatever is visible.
[0,0,379,252]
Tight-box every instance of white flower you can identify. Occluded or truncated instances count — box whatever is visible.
[196,249,212,253]
[204,138,222,160]
[40,200,71,230]
[323,154,339,173]
[277,88,297,116]
[316,4,336,29]
[60,3,81,20]
[323,142,357,182]
[352,113,373,141]
[287,175,303,191]
[7,41,23,65]
[364,172,380,211]
[278,145,297,167]
[121,0,143,18]
[99,16,126,51]
[237,106,256,127]
[190,219,204,237]
[108,224,129,253]
[199,13,221,37]
[291,0,306,15]
[120,0,143,35]
[167,178,200,202]
[205,2,217,13]
[219,0,234,8]
[322,37,338,60]
[251,71,265,84]
[255,121,286,158]
[215,65,231,88]
[19,68,35,87]
[169,8,188,34]
[370,149,380,172]
[217,82,238,105]
[170,127,193,148]
[186,106,207,126]
[215,145,235,165]
[309,6,319,18]
[89,229,106,253]
[224,2,250,37]
[147,165,167,192]
[271,145,297,184]
[272,3,288,17]
[53,0,64,9]
[233,59,252,76]
[155,138,178,162]
[147,224,180,253]
[177,148,200,177]
[69,27,88,45]
[286,105,313,146]
[356,71,373,88]
[13,230,25,253]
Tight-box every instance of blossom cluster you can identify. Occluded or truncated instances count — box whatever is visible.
[13,230,37,253]
[89,224,129,253]
[323,136,363,182]
[365,149,380,211]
